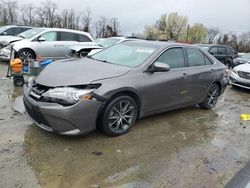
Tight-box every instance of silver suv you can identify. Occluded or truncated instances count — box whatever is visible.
[7,28,94,61]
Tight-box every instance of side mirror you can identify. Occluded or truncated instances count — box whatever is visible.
[148,62,170,73]
[38,37,46,42]
[2,32,7,35]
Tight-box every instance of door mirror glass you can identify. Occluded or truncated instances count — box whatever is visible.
[151,62,170,72]
[38,37,46,42]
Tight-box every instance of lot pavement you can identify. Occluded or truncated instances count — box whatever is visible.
[0,62,250,188]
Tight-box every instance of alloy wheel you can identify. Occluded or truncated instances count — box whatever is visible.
[206,85,220,108]
[19,51,33,61]
[108,100,136,134]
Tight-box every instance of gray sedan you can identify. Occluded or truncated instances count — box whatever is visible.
[23,41,228,136]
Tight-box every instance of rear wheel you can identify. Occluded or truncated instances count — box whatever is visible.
[99,96,138,136]
[199,84,220,109]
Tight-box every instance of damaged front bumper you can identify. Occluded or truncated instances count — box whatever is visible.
[0,47,11,61]
[23,84,105,135]
[229,72,250,89]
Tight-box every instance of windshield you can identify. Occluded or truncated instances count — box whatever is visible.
[18,28,45,39]
[242,53,250,59]
[0,26,11,34]
[90,43,157,67]
[95,38,121,48]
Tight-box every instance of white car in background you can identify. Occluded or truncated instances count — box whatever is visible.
[229,63,250,89]
[69,37,139,57]
[0,28,95,61]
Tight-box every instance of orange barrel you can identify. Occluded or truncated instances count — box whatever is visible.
[10,58,23,73]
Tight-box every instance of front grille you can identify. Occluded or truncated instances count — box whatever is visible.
[24,97,51,127]
[238,71,250,80]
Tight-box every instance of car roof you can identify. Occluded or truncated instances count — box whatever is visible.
[40,27,91,35]
[1,25,32,28]
[196,43,233,48]
[122,40,197,48]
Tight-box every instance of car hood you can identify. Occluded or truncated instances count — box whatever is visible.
[0,36,23,45]
[235,63,250,72]
[234,57,250,63]
[35,58,132,87]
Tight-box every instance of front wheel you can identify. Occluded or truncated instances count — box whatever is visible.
[99,96,138,137]
[16,49,35,64]
[13,76,24,86]
[199,84,220,109]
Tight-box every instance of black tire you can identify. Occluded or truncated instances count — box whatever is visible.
[13,76,24,86]
[16,49,36,63]
[78,49,91,58]
[199,83,220,109]
[99,95,138,137]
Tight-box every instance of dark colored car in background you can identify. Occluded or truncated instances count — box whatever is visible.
[196,44,237,68]
[23,41,228,137]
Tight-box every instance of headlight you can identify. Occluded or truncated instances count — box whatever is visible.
[42,87,95,105]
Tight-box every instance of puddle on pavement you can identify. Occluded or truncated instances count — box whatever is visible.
[23,107,221,188]
[22,87,250,187]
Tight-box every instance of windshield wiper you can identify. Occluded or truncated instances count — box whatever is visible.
[86,56,112,64]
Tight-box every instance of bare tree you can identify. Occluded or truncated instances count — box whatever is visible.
[39,0,58,27]
[20,4,36,26]
[81,8,91,32]
[206,28,220,43]
[109,17,119,36]
[0,0,18,25]
[7,0,18,24]
[93,16,107,38]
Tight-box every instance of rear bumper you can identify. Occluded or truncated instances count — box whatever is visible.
[23,84,105,135]
[220,77,229,94]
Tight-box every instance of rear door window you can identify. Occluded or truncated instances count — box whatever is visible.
[78,34,92,42]
[59,32,76,41]
[218,47,226,55]
[186,48,206,66]
[156,47,185,69]
[204,55,213,65]
[227,47,234,55]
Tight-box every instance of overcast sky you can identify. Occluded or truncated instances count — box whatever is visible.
[18,0,250,35]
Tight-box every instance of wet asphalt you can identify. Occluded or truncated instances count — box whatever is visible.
[0,62,250,188]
